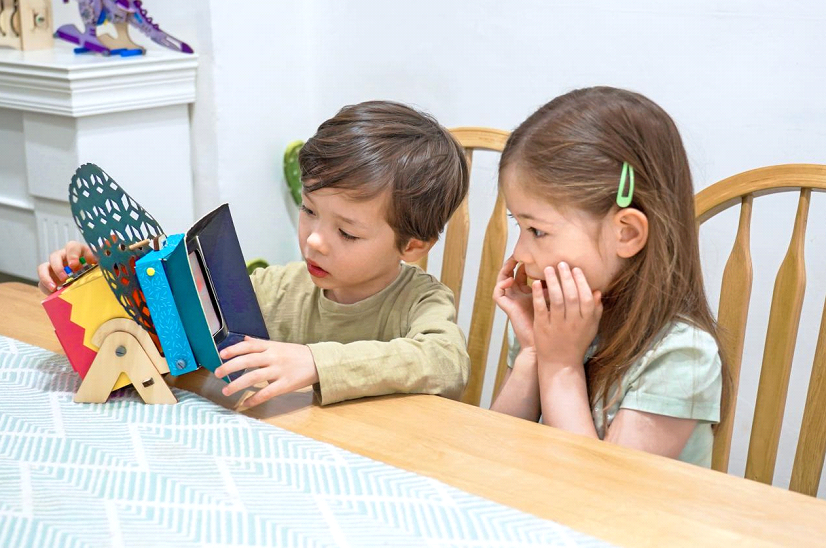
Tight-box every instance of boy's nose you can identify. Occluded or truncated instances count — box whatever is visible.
[306,231,328,255]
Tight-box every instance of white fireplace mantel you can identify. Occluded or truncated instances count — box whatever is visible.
[0,44,198,281]
[0,45,197,116]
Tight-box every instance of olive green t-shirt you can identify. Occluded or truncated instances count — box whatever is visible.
[250,262,469,405]
[508,321,722,467]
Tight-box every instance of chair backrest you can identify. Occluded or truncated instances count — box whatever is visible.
[412,127,511,405]
[696,164,826,495]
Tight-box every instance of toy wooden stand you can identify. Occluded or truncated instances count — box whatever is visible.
[0,0,53,51]
[74,318,177,404]
[98,21,145,54]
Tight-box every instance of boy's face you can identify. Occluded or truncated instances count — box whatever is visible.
[298,188,404,304]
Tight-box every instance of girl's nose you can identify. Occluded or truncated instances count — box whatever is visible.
[512,234,530,265]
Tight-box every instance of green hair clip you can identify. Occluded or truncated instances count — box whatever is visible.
[616,161,634,208]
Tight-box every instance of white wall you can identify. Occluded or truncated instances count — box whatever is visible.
[42,0,826,494]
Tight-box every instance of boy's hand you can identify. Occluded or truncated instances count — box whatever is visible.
[37,241,98,294]
[532,262,602,377]
[493,256,535,348]
[215,337,320,408]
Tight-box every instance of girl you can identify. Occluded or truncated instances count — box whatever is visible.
[491,86,726,467]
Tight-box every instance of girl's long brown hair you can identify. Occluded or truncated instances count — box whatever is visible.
[500,86,728,423]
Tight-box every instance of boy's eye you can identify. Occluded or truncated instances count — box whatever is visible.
[528,227,546,238]
[300,204,315,216]
[339,229,359,241]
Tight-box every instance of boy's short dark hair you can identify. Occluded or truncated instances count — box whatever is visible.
[299,101,469,250]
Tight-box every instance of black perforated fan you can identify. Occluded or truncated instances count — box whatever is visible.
[69,164,164,347]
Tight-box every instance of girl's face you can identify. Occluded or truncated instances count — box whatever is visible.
[501,168,626,293]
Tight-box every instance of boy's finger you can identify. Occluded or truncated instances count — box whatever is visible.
[65,241,86,268]
[219,338,267,360]
[241,379,289,408]
[37,262,59,293]
[81,244,98,265]
[221,366,271,397]
[49,250,68,282]
[215,353,261,377]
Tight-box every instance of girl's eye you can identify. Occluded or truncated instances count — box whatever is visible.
[528,227,546,238]
[300,204,315,216]
[339,229,359,241]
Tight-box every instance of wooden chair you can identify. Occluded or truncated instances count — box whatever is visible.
[413,127,512,406]
[696,164,826,495]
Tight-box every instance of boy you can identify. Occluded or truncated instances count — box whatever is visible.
[38,101,471,408]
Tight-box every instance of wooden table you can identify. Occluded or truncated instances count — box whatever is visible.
[2,281,824,547]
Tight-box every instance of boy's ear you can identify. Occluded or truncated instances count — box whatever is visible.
[613,208,648,259]
[400,238,435,262]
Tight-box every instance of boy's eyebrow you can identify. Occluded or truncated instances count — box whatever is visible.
[333,213,369,229]
[303,193,370,229]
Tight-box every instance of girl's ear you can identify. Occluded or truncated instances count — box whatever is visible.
[613,208,648,259]
[400,238,435,262]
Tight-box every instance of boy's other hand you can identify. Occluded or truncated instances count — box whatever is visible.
[37,241,98,295]
[216,337,320,407]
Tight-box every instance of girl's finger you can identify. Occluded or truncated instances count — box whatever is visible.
[544,266,565,322]
[497,256,518,282]
[498,276,515,290]
[515,263,533,295]
[594,290,604,320]
[572,267,593,318]
[219,337,268,360]
[556,262,579,317]
[532,279,548,315]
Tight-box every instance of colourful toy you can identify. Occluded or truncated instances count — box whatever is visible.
[42,265,134,392]
[55,0,193,57]
[44,163,269,404]
[0,0,53,51]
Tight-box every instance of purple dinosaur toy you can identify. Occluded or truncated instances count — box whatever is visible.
[56,0,193,56]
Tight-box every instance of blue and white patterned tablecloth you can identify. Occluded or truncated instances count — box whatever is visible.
[0,336,611,548]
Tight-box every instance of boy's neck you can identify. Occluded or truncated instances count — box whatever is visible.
[323,262,403,305]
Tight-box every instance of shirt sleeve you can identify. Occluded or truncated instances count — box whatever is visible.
[307,285,470,405]
[619,324,722,423]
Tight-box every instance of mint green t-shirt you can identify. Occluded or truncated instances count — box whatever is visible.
[507,321,722,467]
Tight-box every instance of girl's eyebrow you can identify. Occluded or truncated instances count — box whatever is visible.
[512,211,558,225]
